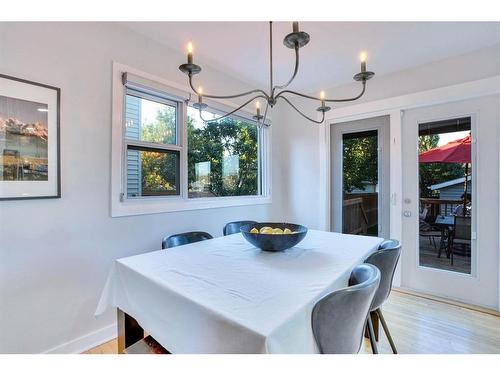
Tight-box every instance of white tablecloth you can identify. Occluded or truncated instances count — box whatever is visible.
[95,230,383,353]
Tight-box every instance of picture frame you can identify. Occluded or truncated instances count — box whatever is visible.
[0,74,61,200]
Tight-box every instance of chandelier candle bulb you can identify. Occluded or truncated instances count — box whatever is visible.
[187,41,193,64]
[197,87,203,103]
[320,91,326,107]
[256,101,261,116]
[293,22,299,33]
[360,51,367,73]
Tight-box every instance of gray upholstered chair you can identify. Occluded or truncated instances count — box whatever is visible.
[223,220,257,236]
[162,231,213,249]
[311,264,380,354]
[364,239,401,354]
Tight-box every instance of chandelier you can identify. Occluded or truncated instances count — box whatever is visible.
[179,21,374,126]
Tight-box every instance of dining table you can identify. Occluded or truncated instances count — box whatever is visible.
[95,229,383,354]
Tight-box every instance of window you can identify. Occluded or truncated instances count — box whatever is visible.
[124,89,181,198]
[187,107,259,198]
[112,64,270,216]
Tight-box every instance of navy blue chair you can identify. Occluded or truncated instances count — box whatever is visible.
[162,231,213,249]
[223,220,257,236]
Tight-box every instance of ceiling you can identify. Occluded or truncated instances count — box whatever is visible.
[122,22,500,93]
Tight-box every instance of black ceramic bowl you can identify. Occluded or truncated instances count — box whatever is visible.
[240,222,308,252]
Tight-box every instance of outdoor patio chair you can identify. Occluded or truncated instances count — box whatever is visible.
[450,216,471,265]
[419,219,442,250]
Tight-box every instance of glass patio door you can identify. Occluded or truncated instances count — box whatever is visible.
[401,97,499,309]
[330,116,390,240]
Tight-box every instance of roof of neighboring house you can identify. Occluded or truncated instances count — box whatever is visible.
[429,175,471,190]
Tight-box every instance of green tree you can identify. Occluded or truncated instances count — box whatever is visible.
[141,106,176,144]
[187,115,258,197]
[140,107,178,195]
[137,105,259,197]
[342,134,378,193]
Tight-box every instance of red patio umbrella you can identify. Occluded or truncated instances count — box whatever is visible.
[419,135,471,164]
[419,134,471,216]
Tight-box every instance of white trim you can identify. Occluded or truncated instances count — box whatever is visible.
[43,323,116,354]
[414,111,478,278]
[497,93,500,311]
[318,75,500,293]
[111,62,272,217]
[325,76,500,121]
[389,110,403,287]
[112,195,272,217]
[329,116,390,240]
[319,75,500,232]
[398,103,497,307]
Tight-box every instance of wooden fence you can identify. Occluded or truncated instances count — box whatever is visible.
[343,193,378,235]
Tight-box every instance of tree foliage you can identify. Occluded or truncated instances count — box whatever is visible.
[140,107,177,195]
[342,135,378,193]
[187,116,258,197]
[137,106,258,197]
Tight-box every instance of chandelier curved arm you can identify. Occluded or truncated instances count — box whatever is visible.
[197,94,268,123]
[278,96,325,124]
[258,100,271,128]
[272,45,300,92]
[275,81,367,103]
[189,74,270,101]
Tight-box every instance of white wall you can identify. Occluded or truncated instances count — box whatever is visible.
[0,22,287,353]
[1,22,499,353]
[279,44,500,228]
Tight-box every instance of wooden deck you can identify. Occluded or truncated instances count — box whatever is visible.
[419,236,471,274]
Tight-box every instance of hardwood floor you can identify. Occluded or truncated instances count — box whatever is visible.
[85,338,118,354]
[84,291,500,354]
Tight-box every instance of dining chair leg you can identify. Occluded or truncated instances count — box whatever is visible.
[370,310,379,341]
[366,316,379,354]
[377,308,397,354]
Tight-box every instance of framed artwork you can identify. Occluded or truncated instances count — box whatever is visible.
[0,74,60,200]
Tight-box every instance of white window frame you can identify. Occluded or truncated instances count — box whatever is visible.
[124,88,183,199]
[111,62,272,217]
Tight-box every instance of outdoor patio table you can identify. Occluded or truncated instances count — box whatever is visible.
[95,230,383,354]
[434,215,454,227]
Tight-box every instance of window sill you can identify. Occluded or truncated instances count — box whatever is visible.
[111,195,272,217]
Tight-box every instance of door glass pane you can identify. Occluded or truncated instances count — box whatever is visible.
[418,117,471,274]
[342,130,378,236]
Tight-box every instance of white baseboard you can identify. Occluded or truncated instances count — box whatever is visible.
[43,323,117,354]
